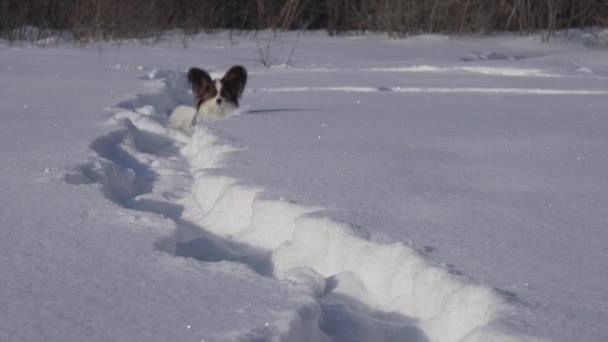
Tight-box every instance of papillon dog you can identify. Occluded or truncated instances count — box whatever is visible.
[170,65,247,130]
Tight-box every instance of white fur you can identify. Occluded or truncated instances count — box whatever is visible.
[169,80,236,131]
[169,105,197,131]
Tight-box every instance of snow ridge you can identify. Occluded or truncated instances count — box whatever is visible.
[182,129,513,342]
[71,69,524,342]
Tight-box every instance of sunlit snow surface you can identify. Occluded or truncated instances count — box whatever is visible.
[1,31,608,342]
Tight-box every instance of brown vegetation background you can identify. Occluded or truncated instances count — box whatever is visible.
[1,0,607,41]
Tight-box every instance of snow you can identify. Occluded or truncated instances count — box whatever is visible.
[1,31,608,342]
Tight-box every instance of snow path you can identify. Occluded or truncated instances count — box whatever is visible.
[253,65,564,78]
[67,69,527,342]
[62,75,330,341]
[252,86,608,95]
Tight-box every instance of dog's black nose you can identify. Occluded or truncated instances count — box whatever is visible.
[216,98,223,105]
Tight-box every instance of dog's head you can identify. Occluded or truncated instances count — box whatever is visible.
[187,66,247,115]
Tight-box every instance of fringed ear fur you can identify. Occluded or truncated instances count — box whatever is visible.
[221,66,248,98]
[187,67,213,95]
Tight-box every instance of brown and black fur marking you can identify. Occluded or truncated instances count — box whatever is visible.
[187,67,215,110]
[220,66,248,105]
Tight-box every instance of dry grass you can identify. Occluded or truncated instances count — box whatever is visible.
[1,0,606,42]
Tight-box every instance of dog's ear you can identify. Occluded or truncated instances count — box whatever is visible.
[187,67,212,95]
[221,66,247,98]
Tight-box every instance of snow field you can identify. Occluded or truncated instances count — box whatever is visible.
[81,68,521,341]
[4,31,608,342]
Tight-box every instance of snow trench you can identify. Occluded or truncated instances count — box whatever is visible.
[67,69,525,342]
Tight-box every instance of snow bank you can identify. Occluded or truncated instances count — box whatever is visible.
[183,124,512,342]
